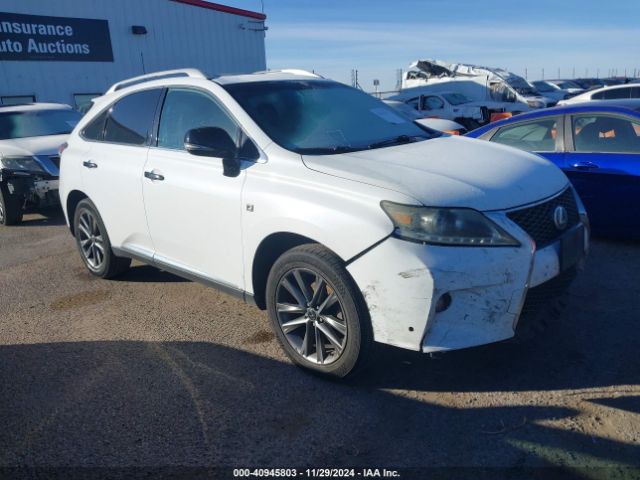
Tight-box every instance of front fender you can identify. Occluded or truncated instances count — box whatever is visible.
[240,159,414,294]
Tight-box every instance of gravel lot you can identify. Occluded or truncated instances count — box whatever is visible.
[1,210,639,478]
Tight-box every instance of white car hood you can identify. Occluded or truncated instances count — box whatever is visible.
[302,136,568,211]
[0,134,68,157]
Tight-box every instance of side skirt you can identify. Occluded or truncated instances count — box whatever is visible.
[112,246,256,306]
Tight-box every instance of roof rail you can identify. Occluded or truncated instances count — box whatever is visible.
[105,68,207,93]
[252,69,323,78]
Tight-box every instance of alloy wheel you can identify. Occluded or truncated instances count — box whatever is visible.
[275,268,348,365]
[77,209,106,271]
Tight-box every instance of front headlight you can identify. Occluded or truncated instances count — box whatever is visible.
[0,155,45,173]
[381,201,520,246]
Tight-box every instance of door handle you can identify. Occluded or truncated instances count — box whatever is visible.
[571,161,599,170]
[82,160,98,169]
[144,170,165,181]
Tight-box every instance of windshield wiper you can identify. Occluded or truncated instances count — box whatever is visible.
[367,134,423,150]
[297,145,356,155]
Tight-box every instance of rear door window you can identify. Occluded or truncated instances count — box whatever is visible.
[490,117,560,152]
[103,89,163,146]
[572,114,640,153]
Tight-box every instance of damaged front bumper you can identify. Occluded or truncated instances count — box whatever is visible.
[346,212,588,353]
[0,169,60,210]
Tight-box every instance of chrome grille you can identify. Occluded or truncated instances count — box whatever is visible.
[507,188,579,248]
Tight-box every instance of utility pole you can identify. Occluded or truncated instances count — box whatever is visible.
[351,69,362,89]
[541,68,544,80]
[524,68,527,80]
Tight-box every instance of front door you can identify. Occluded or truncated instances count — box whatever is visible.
[142,87,249,289]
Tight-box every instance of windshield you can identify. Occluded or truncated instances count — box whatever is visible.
[442,93,472,105]
[0,109,81,140]
[532,81,554,92]
[513,85,538,95]
[555,81,581,90]
[223,80,438,154]
[489,82,517,103]
[507,77,538,96]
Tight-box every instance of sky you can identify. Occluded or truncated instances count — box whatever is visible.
[225,0,639,91]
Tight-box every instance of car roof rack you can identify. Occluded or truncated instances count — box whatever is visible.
[105,68,207,94]
[252,69,323,78]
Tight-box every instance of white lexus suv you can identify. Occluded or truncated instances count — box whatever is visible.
[59,69,589,377]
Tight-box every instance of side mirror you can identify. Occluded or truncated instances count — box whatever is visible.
[184,127,240,177]
[184,127,236,159]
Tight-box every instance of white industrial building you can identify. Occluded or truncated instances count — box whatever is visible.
[0,0,267,109]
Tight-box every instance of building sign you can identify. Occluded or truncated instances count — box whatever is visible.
[0,12,113,62]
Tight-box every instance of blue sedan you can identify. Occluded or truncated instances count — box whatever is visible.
[466,102,640,238]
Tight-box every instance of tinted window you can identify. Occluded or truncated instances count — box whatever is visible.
[593,87,631,100]
[573,114,640,153]
[158,88,240,151]
[82,110,108,141]
[491,118,559,151]
[103,89,162,145]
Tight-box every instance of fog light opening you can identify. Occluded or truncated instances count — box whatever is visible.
[435,293,452,313]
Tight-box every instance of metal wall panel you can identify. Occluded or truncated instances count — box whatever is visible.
[0,0,266,105]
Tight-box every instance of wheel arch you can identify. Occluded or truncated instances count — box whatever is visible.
[251,231,326,309]
[65,190,88,236]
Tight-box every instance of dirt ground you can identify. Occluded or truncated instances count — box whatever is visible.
[1,210,639,479]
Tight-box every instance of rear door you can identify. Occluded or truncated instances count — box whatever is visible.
[142,87,257,290]
[80,88,163,255]
[563,112,640,235]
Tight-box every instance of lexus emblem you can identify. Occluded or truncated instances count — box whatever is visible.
[553,205,568,230]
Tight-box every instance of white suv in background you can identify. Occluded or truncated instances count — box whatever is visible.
[59,69,589,377]
[558,83,640,105]
[0,103,81,225]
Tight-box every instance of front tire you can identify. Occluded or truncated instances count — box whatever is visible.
[73,199,131,278]
[0,183,24,226]
[266,244,373,378]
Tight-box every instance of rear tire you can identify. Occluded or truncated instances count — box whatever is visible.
[73,198,131,279]
[266,244,373,378]
[0,183,24,226]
